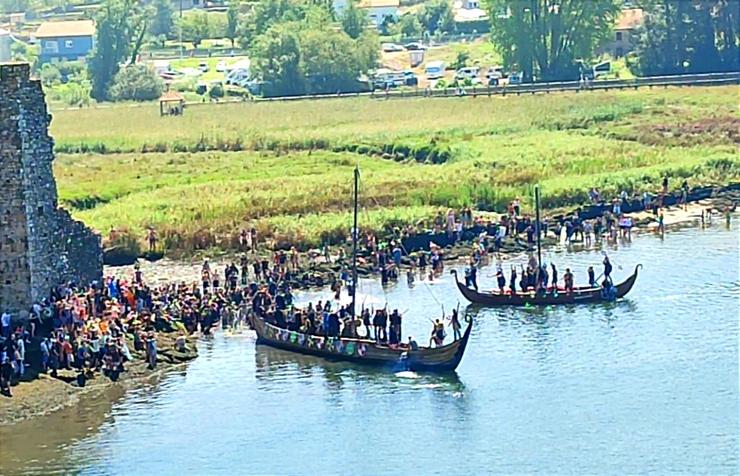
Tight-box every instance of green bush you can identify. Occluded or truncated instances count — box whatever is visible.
[208,83,225,99]
[108,65,164,102]
[40,64,61,87]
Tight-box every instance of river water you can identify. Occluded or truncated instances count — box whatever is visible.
[1,220,737,475]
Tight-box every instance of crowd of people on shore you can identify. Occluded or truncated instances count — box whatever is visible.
[0,274,187,396]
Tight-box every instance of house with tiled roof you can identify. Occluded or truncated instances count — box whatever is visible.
[35,20,95,64]
[598,8,644,58]
[333,0,400,29]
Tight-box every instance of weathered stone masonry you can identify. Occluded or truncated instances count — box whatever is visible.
[1,62,102,314]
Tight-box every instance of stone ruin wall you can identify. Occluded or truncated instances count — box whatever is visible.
[0,63,103,314]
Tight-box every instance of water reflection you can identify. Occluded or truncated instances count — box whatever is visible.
[0,386,123,474]
[254,345,466,394]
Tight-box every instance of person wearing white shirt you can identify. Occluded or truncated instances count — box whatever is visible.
[1,311,11,339]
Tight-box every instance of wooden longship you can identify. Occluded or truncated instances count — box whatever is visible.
[249,314,473,372]
[451,265,641,306]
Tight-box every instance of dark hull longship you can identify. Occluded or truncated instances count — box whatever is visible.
[452,265,641,306]
[249,314,473,373]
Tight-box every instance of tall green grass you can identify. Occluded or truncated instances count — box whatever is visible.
[50,85,740,255]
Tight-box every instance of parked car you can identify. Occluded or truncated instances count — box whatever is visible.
[589,60,611,79]
[455,66,481,84]
[455,66,480,80]
[160,69,184,81]
[404,42,426,51]
[403,70,418,86]
[371,68,406,89]
[485,66,505,80]
[382,43,404,53]
[225,68,249,86]
[425,60,445,80]
[508,72,523,84]
[198,62,209,73]
[216,60,227,72]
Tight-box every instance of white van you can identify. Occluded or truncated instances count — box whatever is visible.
[455,66,481,84]
[425,61,445,80]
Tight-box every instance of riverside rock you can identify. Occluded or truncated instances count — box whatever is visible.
[0,63,102,313]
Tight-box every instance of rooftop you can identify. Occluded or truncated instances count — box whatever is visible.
[35,20,95,39]
[359,0,400,9]
[616,8,644,30]
[159,90,185,102]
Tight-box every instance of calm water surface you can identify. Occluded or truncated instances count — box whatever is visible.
[1,220,738,475]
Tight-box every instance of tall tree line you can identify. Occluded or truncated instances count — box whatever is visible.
[486,0,621,82]
[632,0,739,76]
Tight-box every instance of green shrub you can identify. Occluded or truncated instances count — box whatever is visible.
[209,83,225,99]
[108,65,164,102]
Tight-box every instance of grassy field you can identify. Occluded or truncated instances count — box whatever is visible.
[49,85,740,255]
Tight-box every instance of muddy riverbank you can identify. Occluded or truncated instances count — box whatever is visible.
[0,333,198,426]
[109,189,739,285]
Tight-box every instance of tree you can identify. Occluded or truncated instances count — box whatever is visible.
[108,64,164,101]
[301,28,376,93]
[150,0,174,38]
[239,0,331,48]
[398,13,423,38]
[251,22,304,96]
[89,0,147,101]
[40,63,61,87]
[341,0,366,39]
[249,0,377,96]
[226,1,240,47]
[1,0,28,14]
[179,11,211,48]
[253,0,314,35]
[451,50,469,70]
[487,0,621,82]
[631,0,739,76]
[418,0,455,35]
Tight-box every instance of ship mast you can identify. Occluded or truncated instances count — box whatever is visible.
[351,166,359,316]
[534,185,542,271]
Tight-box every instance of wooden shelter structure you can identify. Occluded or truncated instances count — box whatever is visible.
[159,90,185,116]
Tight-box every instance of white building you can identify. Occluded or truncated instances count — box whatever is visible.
[332,0,399,29]
[453,0,487,22]
[171,0,205,11]
[359,0,400,28]
[0,28,11,63]
[332,0,349,16]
